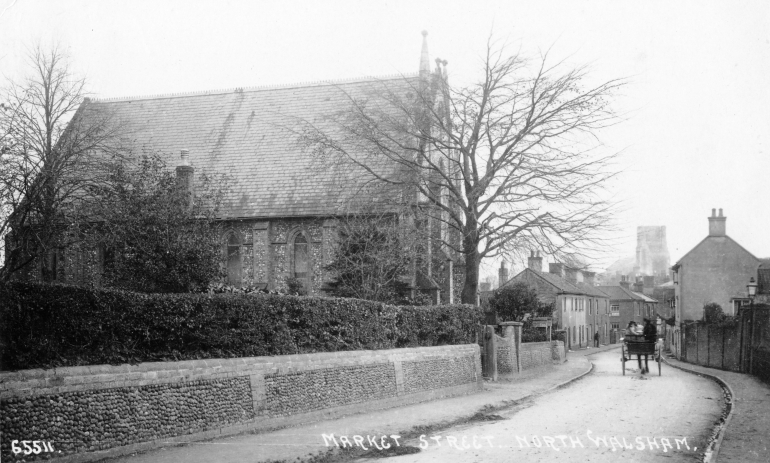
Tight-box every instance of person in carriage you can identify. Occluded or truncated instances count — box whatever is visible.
[640,318,658,373]
[621,321,650,373]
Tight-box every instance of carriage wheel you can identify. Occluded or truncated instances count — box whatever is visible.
[658,345,662,376]
[621,345,626,376]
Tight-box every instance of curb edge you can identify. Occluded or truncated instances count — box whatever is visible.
[661,357,736,463]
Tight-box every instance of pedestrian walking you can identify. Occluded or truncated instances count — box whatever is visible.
[593,331,599,347]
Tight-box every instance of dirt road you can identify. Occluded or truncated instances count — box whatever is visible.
[382,350,724,463]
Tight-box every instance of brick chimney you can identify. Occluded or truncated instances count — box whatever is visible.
[549,263,564,278]
[565,267,578,285]
[176,149,194,210]
[708,208,726,236]
[619,275,631,289]
[633,277,644,293]
[528,251,543,272]
[498,261,509,286]
[583,271,596,286]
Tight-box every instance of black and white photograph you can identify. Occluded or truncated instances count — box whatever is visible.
[1,1,769,462]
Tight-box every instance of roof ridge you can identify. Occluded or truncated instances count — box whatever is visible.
[91,73,420,103]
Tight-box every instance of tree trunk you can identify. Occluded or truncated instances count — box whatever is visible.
[461,219,480,305]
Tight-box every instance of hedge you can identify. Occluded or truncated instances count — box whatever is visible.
[0,282,483,371]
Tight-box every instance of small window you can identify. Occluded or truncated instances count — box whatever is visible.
[291,231,311,293]
[611,304,620,316]
[226,232,242,287]
[294,234,308,280]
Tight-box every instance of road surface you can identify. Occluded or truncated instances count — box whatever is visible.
[381,349,724,463]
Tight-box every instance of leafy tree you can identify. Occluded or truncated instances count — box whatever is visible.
[488,281,553,322]
[323,212,428,305]
[1,45,123,280]
[297,36,624,304]
[73,152,229,293]
[703,302,727,324]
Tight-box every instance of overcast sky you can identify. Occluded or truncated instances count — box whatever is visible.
[2,0,769,279]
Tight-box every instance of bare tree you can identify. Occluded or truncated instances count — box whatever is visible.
[297,39,625,304]
[0,45,123,280]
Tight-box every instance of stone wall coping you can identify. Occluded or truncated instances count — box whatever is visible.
[1,344,479,382]
[521,341,554,348]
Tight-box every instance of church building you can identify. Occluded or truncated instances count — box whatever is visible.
[24,33,462,302]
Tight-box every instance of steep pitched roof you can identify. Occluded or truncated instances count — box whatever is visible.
[632,291,658,303]
[578,283,610,298]
[596,285,646,301]
[86,75,420,218]
[674,235,759,267]
[529,269,582,294]
[507,268,605,296]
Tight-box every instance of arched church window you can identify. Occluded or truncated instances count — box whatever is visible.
[293,233,309,286]
[226,231,242,287]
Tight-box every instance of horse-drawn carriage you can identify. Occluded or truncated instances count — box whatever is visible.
[621,334,662,376]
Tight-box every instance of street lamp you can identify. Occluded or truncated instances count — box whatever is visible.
[747,276,758,374]
[747,277,758,300]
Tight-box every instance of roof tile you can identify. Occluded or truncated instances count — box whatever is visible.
[89,76,419,218]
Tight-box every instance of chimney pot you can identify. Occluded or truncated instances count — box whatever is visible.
[180,149,190,166]
[176,150,194,210]
[528,251,544,272]
[708,208,726,236]
[549,263,564,277]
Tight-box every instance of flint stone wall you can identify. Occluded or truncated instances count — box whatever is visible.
[0,344,482,462]
[493,335,565,377]
[520,341,557,370]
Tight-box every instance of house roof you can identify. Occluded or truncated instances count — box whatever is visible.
[84,75,420,218]
[632,291,658,303]
[577,282,610,298]
[596,285,646,301]
[673,235,759,268]
[506,268,608,298]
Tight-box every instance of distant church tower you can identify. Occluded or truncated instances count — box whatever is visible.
[634,226,670,278]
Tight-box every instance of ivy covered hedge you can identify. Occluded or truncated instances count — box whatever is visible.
[0,282,482,371]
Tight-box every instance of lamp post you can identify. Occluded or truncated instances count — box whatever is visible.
[747,277,758,374]
[747,277,758,300]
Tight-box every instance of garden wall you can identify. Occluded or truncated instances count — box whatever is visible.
[520,341,566,369]
[680,321,742,372]
[490,323,565,377]
[0,344,482,462]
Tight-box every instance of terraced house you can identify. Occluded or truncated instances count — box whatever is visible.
[597,279,655,335]
[503,251,611,349]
